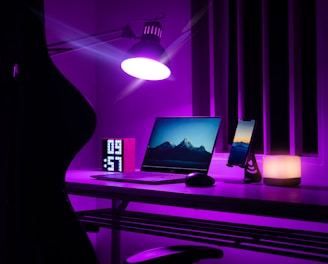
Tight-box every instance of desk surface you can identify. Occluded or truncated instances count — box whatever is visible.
[65,170,328,223]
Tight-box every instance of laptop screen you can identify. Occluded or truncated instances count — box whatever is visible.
[141,116,222,174]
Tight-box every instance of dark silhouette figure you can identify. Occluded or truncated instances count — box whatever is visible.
[0,1,99,263]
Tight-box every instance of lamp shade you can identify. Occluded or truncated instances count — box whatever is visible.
[121,21,171,81]
[263,155,301,186]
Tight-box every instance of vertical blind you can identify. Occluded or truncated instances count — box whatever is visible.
[191,0,317,156]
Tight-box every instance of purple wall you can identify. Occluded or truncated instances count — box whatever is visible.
[45,0,98,169]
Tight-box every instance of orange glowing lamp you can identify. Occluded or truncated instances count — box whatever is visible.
[263,155,301,186]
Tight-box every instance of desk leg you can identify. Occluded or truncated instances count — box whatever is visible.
[111,199,121,264]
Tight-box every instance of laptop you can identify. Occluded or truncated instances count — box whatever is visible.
[91,116,222,184]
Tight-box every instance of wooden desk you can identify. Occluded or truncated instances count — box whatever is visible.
[65,170,328,263]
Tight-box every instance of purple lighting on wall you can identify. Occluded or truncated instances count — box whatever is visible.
[121,21,171,80]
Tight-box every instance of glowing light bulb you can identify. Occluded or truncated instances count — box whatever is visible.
[121,57,171,81]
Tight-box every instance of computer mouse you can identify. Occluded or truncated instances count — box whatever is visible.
[185,172,215,187]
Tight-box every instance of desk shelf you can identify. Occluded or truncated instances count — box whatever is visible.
[76,208,328,263]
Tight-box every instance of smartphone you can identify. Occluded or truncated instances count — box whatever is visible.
[227,119,256,167]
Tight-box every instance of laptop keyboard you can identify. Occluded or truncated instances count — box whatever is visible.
[91,171,187,184]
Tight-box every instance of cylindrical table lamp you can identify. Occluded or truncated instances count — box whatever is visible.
[263,155,301,187]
